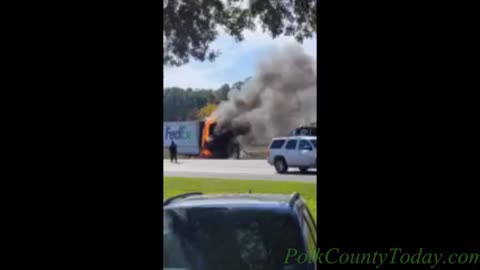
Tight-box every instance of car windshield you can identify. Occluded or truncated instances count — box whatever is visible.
[164,207,308,270]
[310,140,316,148]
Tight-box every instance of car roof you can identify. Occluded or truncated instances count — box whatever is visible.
[271,136,316,140]
[164,193,304,210]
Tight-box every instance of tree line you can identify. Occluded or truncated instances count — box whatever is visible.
[163,79,247,122]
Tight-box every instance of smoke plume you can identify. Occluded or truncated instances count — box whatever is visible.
[212,44,317,146]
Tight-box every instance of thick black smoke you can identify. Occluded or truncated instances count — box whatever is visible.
[213,44,317,146]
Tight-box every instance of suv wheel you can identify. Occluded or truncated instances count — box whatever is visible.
[299,167,308,173]
[274,157,288,174]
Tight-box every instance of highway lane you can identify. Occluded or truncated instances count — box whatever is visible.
[163,159,316,183]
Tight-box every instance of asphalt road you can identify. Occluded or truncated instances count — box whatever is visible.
[164,159,316,183]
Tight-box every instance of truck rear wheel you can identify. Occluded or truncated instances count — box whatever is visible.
[227,141,240,159]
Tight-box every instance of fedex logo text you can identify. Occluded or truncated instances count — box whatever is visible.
[165,126,192,141]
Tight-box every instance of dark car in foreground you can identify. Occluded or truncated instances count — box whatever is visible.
[164,192,317,270]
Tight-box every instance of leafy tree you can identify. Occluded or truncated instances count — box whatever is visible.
[197,103,219,120]
[163,0,317,66]
[186,108,200,120]
[214,84,230,101]
[231,80,245,91]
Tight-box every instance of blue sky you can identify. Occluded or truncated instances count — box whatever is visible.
[164,27,317,90]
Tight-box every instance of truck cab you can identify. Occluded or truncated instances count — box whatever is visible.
[200,119,240,159]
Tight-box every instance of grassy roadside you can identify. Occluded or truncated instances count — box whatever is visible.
[164,177,317,221]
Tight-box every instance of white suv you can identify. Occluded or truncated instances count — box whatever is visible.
[267,136,317,174]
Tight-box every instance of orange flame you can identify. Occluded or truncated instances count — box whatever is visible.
[201,148,212,157]
[200,116,217,158]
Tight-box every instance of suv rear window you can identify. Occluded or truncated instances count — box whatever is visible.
[285,140,298,150]
[269,139,285,149]
[164,207,308,270]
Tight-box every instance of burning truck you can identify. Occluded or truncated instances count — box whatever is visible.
[163,119,242,159]
[200,116,242,159]
[163,118,316,159]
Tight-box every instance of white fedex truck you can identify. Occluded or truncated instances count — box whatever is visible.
[163,121,201,155]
